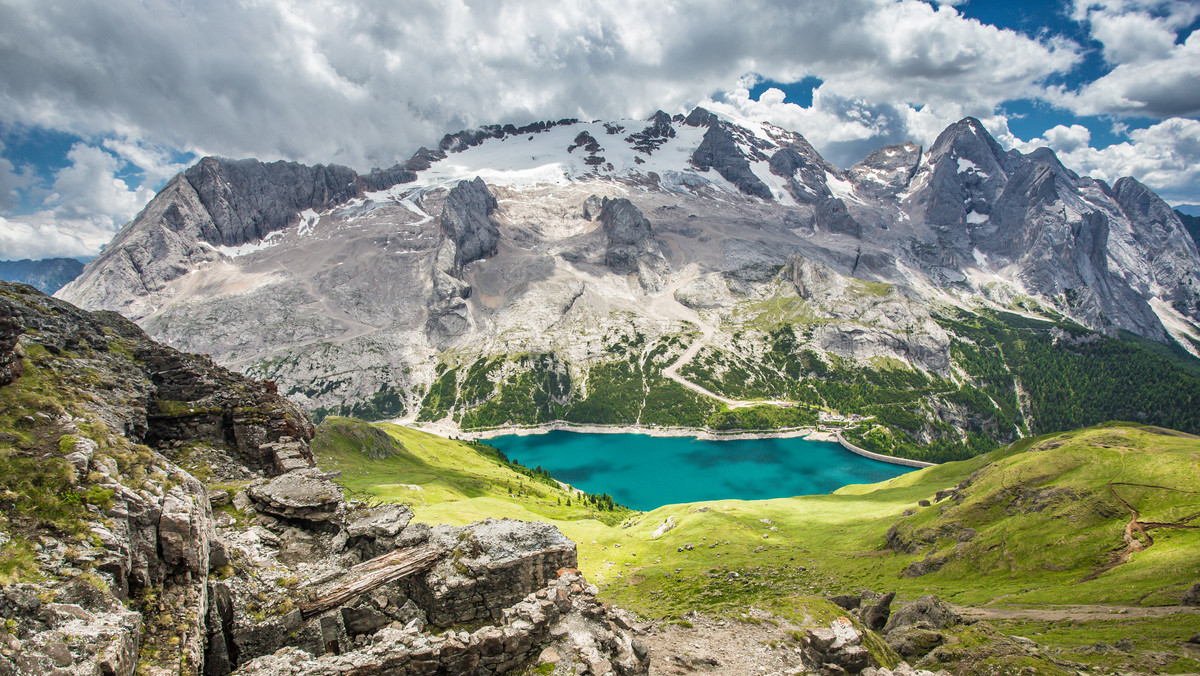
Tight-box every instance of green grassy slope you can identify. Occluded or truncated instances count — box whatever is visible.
[314,418,1200,673]
[313,417,634,525]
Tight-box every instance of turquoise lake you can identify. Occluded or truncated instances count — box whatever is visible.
[485,431,913,510]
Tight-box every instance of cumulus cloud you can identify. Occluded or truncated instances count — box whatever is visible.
[0,0,1077,171]
[1,0,1198,256]
[1057,0,1200,117]
[705,80,1021,168]
[0,215,111,260]
[0,143,153,259]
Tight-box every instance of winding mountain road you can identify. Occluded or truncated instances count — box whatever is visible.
[652,268,794,410]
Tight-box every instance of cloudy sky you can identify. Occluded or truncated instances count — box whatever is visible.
[1,0,1198,260]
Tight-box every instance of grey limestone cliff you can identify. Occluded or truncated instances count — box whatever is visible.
[440,176,501,270]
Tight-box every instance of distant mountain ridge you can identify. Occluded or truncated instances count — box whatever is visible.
[1176,208,1200,248]
[0,257,85,293]
[56,108,1200,460]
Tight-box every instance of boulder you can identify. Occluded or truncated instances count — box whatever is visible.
[883,596,962,635]
[248,468,345,524]
[829,594,861,611]
[803,617,875,674]
[885,627,945,659]
[347,503,413,540]
[860,591,895,631]
[1182,582,1200,606]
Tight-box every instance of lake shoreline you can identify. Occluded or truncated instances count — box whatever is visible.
[398,420,940,469]
[402,419,840,444]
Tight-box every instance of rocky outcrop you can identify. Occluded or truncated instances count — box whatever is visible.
[600,197,655,275]
[883,595,962,635]
[406,519,576,627]
[248,468,345,525]
[802,617,876,674]
[0,297,22,386]
[625,110,676,154]
[0,282,643,676]
[1182,582,1200,606]
[439,119,580,154]
[237,569,648,676]
[426,176,495,345]
[826,590,894,632]
[582,194,604,221]
[691,122,772,199]
[0,586,143,676]
[440,176,501,270]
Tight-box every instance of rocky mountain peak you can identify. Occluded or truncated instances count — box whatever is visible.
[926,117,1012,170]
[691,121,774,200]
[683,106,719,128]
[1112,176,1191,239]
[848,142,922,198]
[183,157,362,247]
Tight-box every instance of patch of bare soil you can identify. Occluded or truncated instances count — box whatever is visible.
[642,610,809,675]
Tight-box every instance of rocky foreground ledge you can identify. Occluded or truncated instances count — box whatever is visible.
[0,282,646,676]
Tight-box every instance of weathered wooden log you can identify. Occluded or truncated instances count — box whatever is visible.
[300,544,441,619]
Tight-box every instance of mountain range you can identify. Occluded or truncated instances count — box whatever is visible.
[0,257,84,294]
[57,108,1200,461]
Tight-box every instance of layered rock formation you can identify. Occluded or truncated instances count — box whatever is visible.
[0,283,645,676]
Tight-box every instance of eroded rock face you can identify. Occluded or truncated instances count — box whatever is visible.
[237,569,647,676]
[184,157,361,247]
[0,299,23,386]
[441,176,501,270]
[600,197,654,273]
[408,519,578,627]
